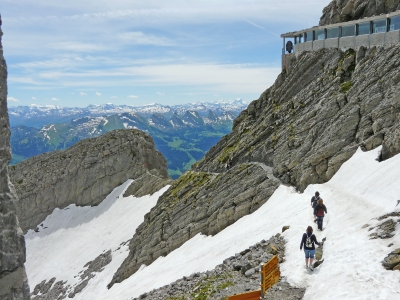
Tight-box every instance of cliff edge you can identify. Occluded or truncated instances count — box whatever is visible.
[196,46,400,190]
[0,17,31,300]
[10,129,172,233]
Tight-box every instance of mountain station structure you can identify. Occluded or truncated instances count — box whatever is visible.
[281,10,400,69]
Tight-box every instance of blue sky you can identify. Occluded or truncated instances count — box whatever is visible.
[2,0,326,107]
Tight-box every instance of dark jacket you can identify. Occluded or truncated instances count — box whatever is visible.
[314,204,327,217]
[311,196,320,208]
[300,232,320,250]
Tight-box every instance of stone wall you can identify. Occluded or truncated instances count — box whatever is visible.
[0,19,31,300]
[10,129,171,233]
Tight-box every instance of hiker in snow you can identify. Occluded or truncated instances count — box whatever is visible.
[300,226,322,270]
[311,191,321,222]
[314,199,327,231]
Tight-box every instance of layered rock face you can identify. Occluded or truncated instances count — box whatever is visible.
[109,45,400,287]
[0,20,30,300]
[109,164,281,287]
[319,0,400,26]
[10,129,171,233]
[196,45,400,191]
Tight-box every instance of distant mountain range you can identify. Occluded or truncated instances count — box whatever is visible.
[10,100,248,178]
[9,100,247,128]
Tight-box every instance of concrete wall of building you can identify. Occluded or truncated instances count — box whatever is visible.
[339,36,355,49]
[325,38,339,48]
[370,32,386,46]
[304,42,313,51]
[313,40,325,50]
[293,30,400,55]
[386,30,400,44]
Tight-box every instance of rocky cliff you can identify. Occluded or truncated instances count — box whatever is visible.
[10,129,172,233]
[196,45,400,190]
[109,164,281,287]
[319,0,400,25]
[109,43,400,287]
[0,19,30,300]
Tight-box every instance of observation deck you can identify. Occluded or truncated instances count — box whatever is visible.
[281,10,400,70]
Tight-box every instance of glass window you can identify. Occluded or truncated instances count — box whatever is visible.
[327,27,339,38]
[389,16,400,31]
[315,29,325,40]
[305,31,314,42]
[341,25,355,37]
[357,22,370,35]
[373,19,387,33]
[298,34,304,43]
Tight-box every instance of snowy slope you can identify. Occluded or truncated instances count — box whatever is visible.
[25,147,400,299]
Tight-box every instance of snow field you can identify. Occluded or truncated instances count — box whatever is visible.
[25,147,400,299]
[25,181,170,294]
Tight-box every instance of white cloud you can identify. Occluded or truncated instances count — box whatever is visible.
[10,63,280,94]
[51,98,60,101]
[32,97,37,100]
[80,92,87,96]
[111,96,118,99]
[213,94,219,97]
[118,32,173,46]
[127,95,138,99]
[7,97,19,102]
[5,1,323,26]
[48,42,109,53]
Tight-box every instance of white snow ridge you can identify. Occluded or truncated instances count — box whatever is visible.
[25,147,400,299]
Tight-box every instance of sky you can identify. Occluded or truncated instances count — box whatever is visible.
[1,0,327,108]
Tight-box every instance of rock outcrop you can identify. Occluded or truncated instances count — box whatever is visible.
[9,129,171,233]
[0,18,30,299]
[382,248,400,270]
[109,164,281,287]
[133,235,306,300]
[110,44,400,287]
[196,46,400,191]
[319,0,400,26]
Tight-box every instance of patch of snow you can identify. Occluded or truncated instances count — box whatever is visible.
[25,147,400,299]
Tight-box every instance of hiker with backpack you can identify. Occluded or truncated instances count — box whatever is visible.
[314,199,327,231]
[300,226,322,271]
[310,191,320,222]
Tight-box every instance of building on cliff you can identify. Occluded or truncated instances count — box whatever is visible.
[281,10,400,69]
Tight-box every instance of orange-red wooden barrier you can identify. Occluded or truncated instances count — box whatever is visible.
[228,290,261,300]
[228,254,281,299]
